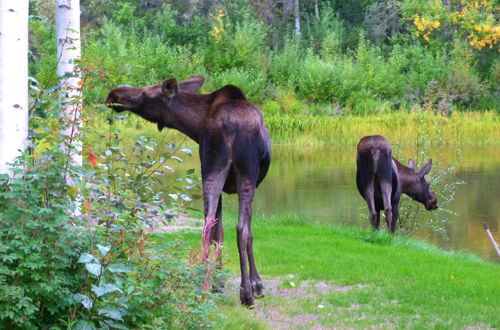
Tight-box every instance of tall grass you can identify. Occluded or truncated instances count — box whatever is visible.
[266,111,500,145]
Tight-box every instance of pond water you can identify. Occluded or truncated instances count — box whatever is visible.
[179,143,500,261]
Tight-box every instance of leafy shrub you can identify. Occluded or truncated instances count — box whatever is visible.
[208,68,268,102]
[72,109,218,328]
[203,12,268,74]
[0,149,87,329]
[393,121,465,236]
[268,41,303,88]
[0,70,218,328]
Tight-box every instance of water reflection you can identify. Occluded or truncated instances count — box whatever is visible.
[177,144,500,261]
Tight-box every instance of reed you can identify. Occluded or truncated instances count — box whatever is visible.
[84,111,500,159]
[265,111,500,145]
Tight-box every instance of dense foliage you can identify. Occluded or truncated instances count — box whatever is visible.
[0,83,218,328]
[30,0,499,115]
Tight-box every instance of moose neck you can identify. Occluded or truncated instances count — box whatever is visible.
[394,159,419,198]
[164,92,213,144]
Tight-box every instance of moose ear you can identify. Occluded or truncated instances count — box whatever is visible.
[178,76,205,93]
[419,159,432,177]
[408,159,416,170]
[162,78,178,101]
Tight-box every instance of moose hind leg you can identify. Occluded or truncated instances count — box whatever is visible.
[247,217,264,298]
[202,163,230,261]
[236,177,257,306]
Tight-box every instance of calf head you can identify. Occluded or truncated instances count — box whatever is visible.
[106,76,205,130]
[405,159,438,210]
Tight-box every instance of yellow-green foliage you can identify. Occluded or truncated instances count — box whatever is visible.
[265,111,500,145]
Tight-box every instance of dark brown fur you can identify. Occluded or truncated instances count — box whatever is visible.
[356,135,437,233]
[106,77,271,306]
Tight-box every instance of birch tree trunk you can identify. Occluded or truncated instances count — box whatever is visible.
[294,0,301,37]
[56,0,82,165]
[0,1,29,175]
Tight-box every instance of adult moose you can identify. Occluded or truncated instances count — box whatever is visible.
[356,135,437,233]
[106,76,271,306]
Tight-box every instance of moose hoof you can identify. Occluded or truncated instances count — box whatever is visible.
[240,292,254,307]
[252,282,265,298]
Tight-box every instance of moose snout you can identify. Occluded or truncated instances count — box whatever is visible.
[105,92,125,112]
[425,198,438,210]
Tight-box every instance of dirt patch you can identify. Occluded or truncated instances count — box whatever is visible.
[255,307,321,330]
[226,278,367,329]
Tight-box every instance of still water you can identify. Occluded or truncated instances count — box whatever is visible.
[181,144,500,261]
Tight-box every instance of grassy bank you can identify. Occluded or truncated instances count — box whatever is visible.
[157,213,500,329]
[87,111,500,152]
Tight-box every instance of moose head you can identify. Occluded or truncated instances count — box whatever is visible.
[402,159,438,211]
[106,76,206,135]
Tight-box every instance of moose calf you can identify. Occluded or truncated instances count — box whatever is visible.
[356,135,437,233]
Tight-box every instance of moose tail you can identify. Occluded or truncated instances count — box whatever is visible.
[370,148,380,173]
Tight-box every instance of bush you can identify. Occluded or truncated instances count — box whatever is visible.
[0,150,87,329]
[0,77,219,328]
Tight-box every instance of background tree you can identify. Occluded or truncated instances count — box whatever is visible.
[56,0,82,165]
[0,1,29,175]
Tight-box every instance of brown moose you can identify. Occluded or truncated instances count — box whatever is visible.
[106,76,271,306]
[356,135,437,233]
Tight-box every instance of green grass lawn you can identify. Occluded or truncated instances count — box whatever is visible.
[157,213,500,329]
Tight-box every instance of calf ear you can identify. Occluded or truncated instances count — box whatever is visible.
[419,159,432,176]
[162,78,178,101]
[408,159,416,170]
[179,76,205,93]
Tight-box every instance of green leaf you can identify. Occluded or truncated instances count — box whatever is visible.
[98,306,125,321]
[74,293,94,309]
[181,194,192,202]
[85,263,103,276]
[74,320,96,330]
[108,263,133,273]
[97,244,111,257]
[103,320,129,330]
[91,283,122,297]
[78,253,97,263]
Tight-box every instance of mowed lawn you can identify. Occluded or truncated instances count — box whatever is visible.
[157,213,500,329]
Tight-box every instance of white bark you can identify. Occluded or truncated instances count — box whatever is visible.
[0,1,29,175]
[56,0,82,165]
[294,0,301,37]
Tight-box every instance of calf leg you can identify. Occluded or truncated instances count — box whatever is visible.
[236,177,256,306]
[391,201,399,233]
[364,180,378,230]
[380,181,393,233]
